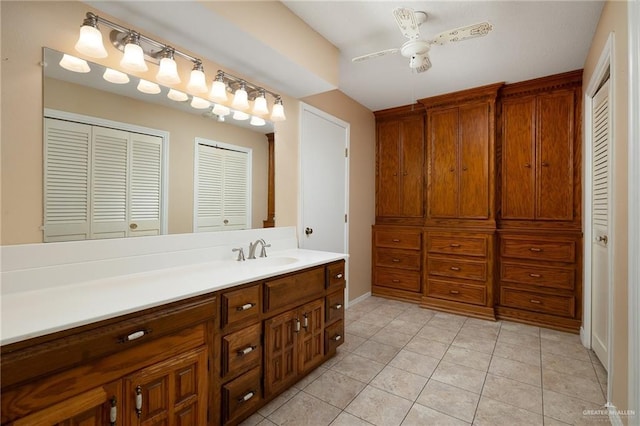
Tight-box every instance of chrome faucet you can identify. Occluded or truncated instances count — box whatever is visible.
[248,238,271,259]
[232,247,245,261]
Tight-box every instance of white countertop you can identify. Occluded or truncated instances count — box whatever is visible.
[1,248,346,346]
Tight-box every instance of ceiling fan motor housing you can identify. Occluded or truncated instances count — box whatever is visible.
[400,39,431,58]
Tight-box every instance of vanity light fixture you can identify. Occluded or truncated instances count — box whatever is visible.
[59,54,91,73]
[252,89,269,116]
[120,32,148,72]
[137,79,161,94]
[156,48,181,85]
[233,110,250,121]
[167,88,188,102]
[190,96,211,109]
[270,97,286,122]
[210,71,228,102]
[212,104,231,117]
[75,14,108,58]
[250,116,266,126]
[103,68,129,84]
[187,61,208,94]
[231,81,250,111]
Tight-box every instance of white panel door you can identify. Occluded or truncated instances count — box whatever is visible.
[299,104,349,254]
[591,79,611,369]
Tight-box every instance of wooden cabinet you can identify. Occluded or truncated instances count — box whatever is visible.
[375,106,425,223]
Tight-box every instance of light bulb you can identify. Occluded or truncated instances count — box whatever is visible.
[252,91,269,116]
[186,62,208,94]
[190,96,210,109]
[156,54,180,85]
[120,35,148,72]
[167,89,188,102]
[75,20,108,58]
[250,116,266,126]
[59,54,90,73]
[103,68,129,84]
[232,110,249,121]
[210,80,228,102]
[270,99,286,121]
[231,83,249,111]
[137,79,161,94]
[212,104,231,116]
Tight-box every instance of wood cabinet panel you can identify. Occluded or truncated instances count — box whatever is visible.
[374,248,421,270]
[501,262,575,290]
[325,290,345,324]
[221,323,262,380]
[298,299,325,374]
[374,268,421,292]
[501,236,576,262]
[377,120,401,217]
[326,261,346,290]
[374,229,421,250]
[263,310,298,396]
[427,257,487,282]
[401,117,426,217]
[426,232,488,257]
[221,366,262,425]
[426,279,486,305]
[324,320,344,354]
[501,288,575,317]
[459,103,490,218]
[428,107,458,218]
[221,284,260,329]
[264,267,325,313]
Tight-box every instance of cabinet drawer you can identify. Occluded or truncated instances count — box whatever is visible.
[375,229,422,250]
[427,233,488,257]
[374,268,421,292]
[501,262,575,290]
[501,288,575,317]
[222,366,262,424]
[264,267,325,313]
[427,279,486,305]
[375,248,421,271]
[326,290,345,324]
[326,261,346,290]
[501,237,576,262]
[221,284,260,329]
[325,320,344,354]
[427,257,486,282]
[221,322,262,380]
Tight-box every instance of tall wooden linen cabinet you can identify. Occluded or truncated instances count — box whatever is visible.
[372,70,583,332]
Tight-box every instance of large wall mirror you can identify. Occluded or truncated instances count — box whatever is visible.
[43,47,275,242]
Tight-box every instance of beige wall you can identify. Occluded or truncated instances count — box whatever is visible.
[582,0,629,416]
[301,90,376,302]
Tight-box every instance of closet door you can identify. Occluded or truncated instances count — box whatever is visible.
[459,103,490,219]
[129,133,163,236]
[376,120,401,217]
[428,108,458,218]
[400,116,425,217]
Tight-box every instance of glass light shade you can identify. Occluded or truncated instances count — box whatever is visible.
[186,69,208,94]
[252,95,269,116]
[232,110,249,121]
[59,54,90,73]
[209,80,228,102]
[250,116,266,126]
[75,25,108,58]
[156,57,181,85]
[231,87,249,111]
[167,89,188,102]
[190,96,210,109]
[103,68,129,84]
[137,79,161,94]
[120,42,148,72]
[270,102,286,121]
[212,104,231,116]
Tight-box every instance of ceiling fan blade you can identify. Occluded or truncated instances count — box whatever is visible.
[432,22,493,45]
[409,54,432,73]
[393,7,421,40]
[352,48,399,63]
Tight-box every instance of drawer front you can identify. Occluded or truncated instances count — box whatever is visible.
[325,320,344,354]
[374,268,421,292]
[501,262,575,290]
[222,366,263,424]
[326,290,345,324]
[221,322,262,379]
[326,261,346,290]
[501,237,576,262]
[264,267,325,313]
[427,257,486,282]
[375,248,421,271]
[221,284,260,329]
[427,233,488,257]
[501,288,575,317]
[375,229,421,250]
[427,279,486,305]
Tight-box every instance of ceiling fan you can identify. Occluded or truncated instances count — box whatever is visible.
[352,7,493,73]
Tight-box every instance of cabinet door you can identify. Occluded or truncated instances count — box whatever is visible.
[264,309,299,397]
[536,90,575,220]
[400,116,425,217]
[377,120,401,217]
[428,108,458,218]
[298,299,325,374]
[502,97,536,219]
[459,104,490,218]
[124,346,208,426]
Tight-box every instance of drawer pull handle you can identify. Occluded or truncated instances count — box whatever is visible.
[302,315,309,329]
[530,299,541,304]
[450,266,461,271]
[449,290,460,294]
[237,346,256,356]
[392,279,400,283]
[450,243,461,248]
[529,248,542,252]
[335,273,343,279]
[332,334,342,341]
[120,329,149,343]
[135,386,143,418]
[238,391,255,403]
[392,239,401,242]
[110,397,117,426]
[529,273,541,278]
[392,258,401,263]
[294,318,301,333]
[332,303,343,310]
[236,303,255,312]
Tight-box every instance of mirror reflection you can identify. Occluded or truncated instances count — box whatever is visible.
[43,48,272,241]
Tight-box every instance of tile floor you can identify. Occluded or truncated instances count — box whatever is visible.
[241,296,609,426]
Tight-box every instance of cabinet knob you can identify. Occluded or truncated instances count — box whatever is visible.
[529,273,542,278]
[331,334,342,341]
[541,161,549,167]
[392,258,401,263]
[237,346,256,356]
[119,329,150,343]
[524,163,532,168]
[450,266,461,271]
[392,238,401,242]
[335,273,343,279]
[238,391,255,403]
[462,167,468,171]
[236,303,255,312]
[110,397,117,426]
[135,386,143,418]
[529,247,542,252]
[449,290,460,295]
[530,299,542,304]
[392,279,400,283]
[332,303,343,310]
[129,223,138,230]
[449,243,461,248]
[449,167,455,172]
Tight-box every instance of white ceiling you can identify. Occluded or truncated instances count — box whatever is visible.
[85,1,604,112]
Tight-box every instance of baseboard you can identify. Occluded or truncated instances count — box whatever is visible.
[580,325,590,348]
[348,291,371,308]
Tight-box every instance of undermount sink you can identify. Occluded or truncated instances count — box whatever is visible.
[247,256,298,267]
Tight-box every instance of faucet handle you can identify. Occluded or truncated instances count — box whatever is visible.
[232,247,245,261]
[260,243,271,258]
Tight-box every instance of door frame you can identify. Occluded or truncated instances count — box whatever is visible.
[582,32,615,402]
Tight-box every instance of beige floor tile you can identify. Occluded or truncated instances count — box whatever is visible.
[345,385,413,426]
[382,318,426,336]
[539,328,582,345]
[459,323,500,339]
[473,396,543,426]
[339,333,367,353]
[443,346,492,371]
[488,356,542,386]
[239,413,266,426]
[500,321,540,336]
[416,324,459,344]
[542,389,608,425]
[543,416,571,426]
[322,348,347,369]
[369,327,414,348]
[375,305,406,318]
[542,368,605,405]
[428,314,466,332]
[394,309,435,325]
[591,357,608,385]
[482,374,542,414]
[492,340,541,367]
[464,317,502,330]
[346,320,383,339]
[451,332,497,355]
[542,352,598,381]
[541,337,591,362]
[405,335,449,359]
[330,412,373,426]
[258,387,300,417]
[293,365,326,389]
[389,349,440,378]
[345,309,366,322]
[268,392,340,426]
[416,379,480,423]
[402,403,471,426]
[498,329,541,349]
[352,339,400,364]
[331,353,386,383]
[370,365,428,401]
[303,369,366,409]
[359,311,397,328]
[256,419,277,426]
[431,361,487,394]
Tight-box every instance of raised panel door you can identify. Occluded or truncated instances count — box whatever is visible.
[401,116,425,217]
[264,310,298,396]
[298,299,325,374]
[502,97,536,219]
[536,90,574,220]
[459,103,490,218]
[376,120,401,217]
[428,108,458,218]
